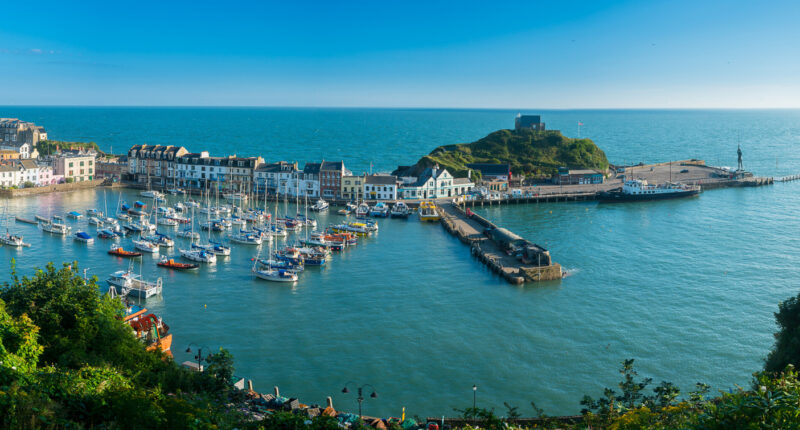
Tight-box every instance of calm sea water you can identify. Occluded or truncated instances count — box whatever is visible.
[1,107,800,418]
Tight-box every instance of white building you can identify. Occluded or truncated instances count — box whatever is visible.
[0,160,55,187]
[364,174,398,200]
[0,142,34,159]
[52,151,97,182]
[255,161,297,195]
[399,166,474,199]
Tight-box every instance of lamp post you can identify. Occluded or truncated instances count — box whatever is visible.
[473,384,477,410]
[342,381,378,418]
[186,343,211,372]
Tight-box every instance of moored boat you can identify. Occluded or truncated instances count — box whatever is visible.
[598,179,701,202]
[369,202,389,217]
[39,219,71,235]
[390,202,410,218]
[0,232,30,247]
[107,269,162,299]
[157,256,199,270]
[67,211,83,220]
[133,239,160,253]
[108,246,142,257]
[74,231,94,243]
[310,199,329,212]
[418,201,440,222]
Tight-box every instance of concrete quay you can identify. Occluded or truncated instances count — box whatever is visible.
[438,203,562,284]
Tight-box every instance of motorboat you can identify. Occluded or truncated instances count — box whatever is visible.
[88,216,104,226]
[355,202,370,218]
[39,219,71,235]
[310,199,329,212]
[67,211,83,220]
[133,239,159,253]
[390,202,410,218]
[418,201,440,222]
[369,202,389,217]
[0,232,29,247]
[143,232,174,248]
[140,190,163,199]
[106,269,162,299]
[98,229,121,239]
[74,231,94,243]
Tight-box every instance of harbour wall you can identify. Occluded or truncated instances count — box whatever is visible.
[0,178,108,198]
[438,204,562,284]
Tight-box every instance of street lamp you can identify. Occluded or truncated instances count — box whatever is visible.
[342,381,378,418]
[473,384,477,410]
[186,343,211,372]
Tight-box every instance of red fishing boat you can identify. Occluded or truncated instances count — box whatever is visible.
[108,246,142,257]
[157,256,199,270]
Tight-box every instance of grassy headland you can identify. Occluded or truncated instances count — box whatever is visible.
[399,129,609,180]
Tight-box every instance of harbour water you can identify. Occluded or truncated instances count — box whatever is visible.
[1,107,800,418]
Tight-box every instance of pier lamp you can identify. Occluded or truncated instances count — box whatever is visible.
[185,343,212,372]
[473,384,477,410]
[341,381,378,418]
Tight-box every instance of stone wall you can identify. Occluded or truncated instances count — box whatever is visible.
[0,179,106,198]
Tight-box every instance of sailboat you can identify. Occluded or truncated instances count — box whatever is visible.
[193,183,230,256]
[0,200,30,247]
[252,205,298,282]
[179,208,216,263]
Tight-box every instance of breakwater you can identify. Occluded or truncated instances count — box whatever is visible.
[438,203,562,284]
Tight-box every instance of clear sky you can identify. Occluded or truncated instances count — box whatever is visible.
[1,0,799,108]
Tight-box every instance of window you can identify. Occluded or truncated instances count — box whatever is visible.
[69,162,73,167]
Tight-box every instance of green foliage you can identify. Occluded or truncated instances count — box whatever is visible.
[65,177,74,183]
[36,140,101,157]
[257,411,341,430]
[0,261,250,428]
[765,291,800,372]
[22,181,34,188]
[406,129,609,179]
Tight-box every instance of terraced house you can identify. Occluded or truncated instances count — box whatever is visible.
[319,160,349,199]
[127,144,189,186]
[173,153,263,191]
[254,161,297,195]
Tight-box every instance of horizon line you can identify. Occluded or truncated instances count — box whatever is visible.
[2,104,800,111]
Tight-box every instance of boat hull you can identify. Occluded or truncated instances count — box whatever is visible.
[598,189,700,203]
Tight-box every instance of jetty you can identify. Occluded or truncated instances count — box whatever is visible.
[438,203,562,284]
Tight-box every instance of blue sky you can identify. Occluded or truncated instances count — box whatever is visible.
[1,0,798,108]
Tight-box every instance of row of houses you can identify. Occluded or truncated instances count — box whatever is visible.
[0,118,47,159]
[124,144,476,201]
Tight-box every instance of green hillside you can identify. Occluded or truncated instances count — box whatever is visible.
[36,140,103,156]
[403,129,609,179]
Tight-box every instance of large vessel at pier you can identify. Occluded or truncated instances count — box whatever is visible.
[599,179,700,202]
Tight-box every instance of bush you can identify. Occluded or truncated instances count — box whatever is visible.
[65,177,74,183]
[22,181,35,188]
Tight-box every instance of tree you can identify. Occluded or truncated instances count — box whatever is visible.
[766,292,800,372]
[22,181,35,188]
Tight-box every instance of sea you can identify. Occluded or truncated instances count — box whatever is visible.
[1,106,800,419]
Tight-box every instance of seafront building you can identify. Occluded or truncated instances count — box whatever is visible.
[341,174,365,201]
[254,161,297,194]
[364,174,399,200]
[123,144,475,200]
[398,165,474,199]
[319,160,349,200]
[51,150,97,182]
[0,159,56,187]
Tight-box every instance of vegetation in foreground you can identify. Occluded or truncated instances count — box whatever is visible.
[2,261,800,429]
[398,129,609,180]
